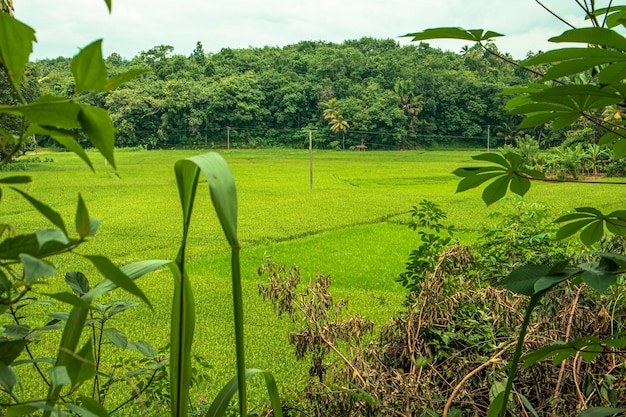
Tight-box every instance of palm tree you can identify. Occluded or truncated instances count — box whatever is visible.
[329,110,349,149]
[1,0,14,15]
[394,79,422,149]
[322,98,349,149]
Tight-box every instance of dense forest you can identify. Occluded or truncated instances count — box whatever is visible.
[28,37,558,150]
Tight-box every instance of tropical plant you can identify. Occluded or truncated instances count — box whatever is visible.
[405,2,626,416]
[0,3,282,417]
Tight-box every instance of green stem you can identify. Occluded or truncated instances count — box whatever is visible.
[498,293,543,417]
[231,245,247,417]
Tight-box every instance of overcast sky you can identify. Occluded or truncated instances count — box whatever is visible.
[15,0,591,61]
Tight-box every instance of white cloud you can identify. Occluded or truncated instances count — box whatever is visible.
[14,0,600,60]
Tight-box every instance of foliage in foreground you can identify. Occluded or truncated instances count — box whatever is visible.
[0,3,281,417]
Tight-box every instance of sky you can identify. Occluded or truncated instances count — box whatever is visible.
[14,0,592,61]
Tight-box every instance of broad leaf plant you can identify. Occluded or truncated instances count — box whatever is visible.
[0,2,281,417]
[406,3,626,417]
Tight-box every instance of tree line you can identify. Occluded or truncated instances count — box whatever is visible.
[27,37,572,150]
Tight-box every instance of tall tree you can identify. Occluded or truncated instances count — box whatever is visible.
[394,79,422,149]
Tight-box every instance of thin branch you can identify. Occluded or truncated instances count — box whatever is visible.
[535,0,577,29]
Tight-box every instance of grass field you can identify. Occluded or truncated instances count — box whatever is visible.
[5,148,625,410]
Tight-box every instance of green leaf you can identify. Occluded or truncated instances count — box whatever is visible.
[103,328,128,349]
[48,366,71,388]
[509,175,531,197]
[0,361,18,393]
[0,13,36,89]
[11,188,67,234]
[65,271,90,296]
[522,342,569,368]
[78,105,116,169]
[472,152,509,166]
[486,391,507,417]
[501,264,552,296]
[103,68,150,91]
[77,395,109,417]
[20,254,56,284]
[85,256,151,308]
[482,175,510,206]
[207,369,283,417]
[550,27,626,51]
[66,341,95,387]
[577,407,626,417]
[168,263,195,417]
[0,176,31,184]
[580,220,605,247]
[42,292,91,309]
[36,229,69,248]
[75,194,91,238]
[1,95,81,129]
[581,269,617,293]
[26,124,94,171]
[533,268,580,293]
[456,171,503,193]
[0,340,27,366]
[556,218,595,240]
[518,393,540,417]
[86,259,170,301]
[402,27,504,42]
[71,40,107,93]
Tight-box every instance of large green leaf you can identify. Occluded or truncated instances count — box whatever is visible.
[168,262,195,417]
[482,175,511,206]
[25,124,94,171]
[78,105,116,169]
[402,27,503,42]
[20,254,56,284]
[75,194,91,239]
[71,40,107,93]
[550,27,626,51]
[66,341,95,388]
[501,264,553,296]
[86,259,170,301]
[0,13,35,89]
[84,256,151,308]
[0,95,81,129]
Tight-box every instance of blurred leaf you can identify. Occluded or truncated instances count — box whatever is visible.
[48,366,71,388]
[85,256,151,308]
[103,328,128,349]
[20,254,56,284]
[207,369,283,417]
[75,194,91,239]
[0,176,31,184]
[0,13,35,89]
[104,68,150,91]
[86,259,169,301]
[0,362,18,393]
[0,340,27,366]
[577,407,626,417]
[26,124,94,171]
[77,395,109,417]
[43,292,91,309]
[501,264,552,296]
[0,95,81,129]
[78,105,116,169]
[71,40,107,93]
[65,271,90,296]
[36,229,69,248]
[11,188,67,234]
[66,341,95,387]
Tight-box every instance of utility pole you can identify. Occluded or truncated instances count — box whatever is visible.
[308,129,316,189]
[487,124,491,152]
[227,126,230,150]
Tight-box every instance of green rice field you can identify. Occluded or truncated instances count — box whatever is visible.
[4,148,624,409]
